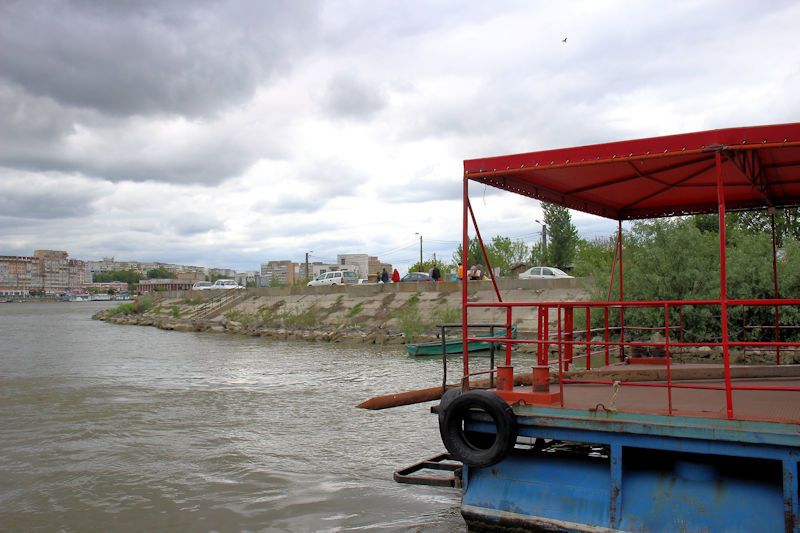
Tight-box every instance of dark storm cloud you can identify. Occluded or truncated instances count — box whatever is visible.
[322,74,387,120]
[0,0,321,117]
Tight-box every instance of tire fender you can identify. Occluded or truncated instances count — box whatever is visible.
[439,390,517,468]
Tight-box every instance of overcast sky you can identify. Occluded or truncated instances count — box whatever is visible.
[2,0,799,273]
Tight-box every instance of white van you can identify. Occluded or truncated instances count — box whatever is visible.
[307,270,358,286]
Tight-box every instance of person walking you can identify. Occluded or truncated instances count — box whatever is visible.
[456,262,463,281]
[431,266,441,282]
[381,268,389,283]
[391,268,400,283]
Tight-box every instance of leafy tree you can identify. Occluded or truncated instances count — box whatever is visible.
[146,266,172,279]
[542,203,579,269]
[452,235,530,276]
[573,216,800,343]
[485,236,530,276]
[408,258,450,276]
[452,237,484,270]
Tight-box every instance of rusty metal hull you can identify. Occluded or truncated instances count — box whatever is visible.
[458,407,800,532]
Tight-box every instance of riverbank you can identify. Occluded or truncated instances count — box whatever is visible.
[93,279,588,347]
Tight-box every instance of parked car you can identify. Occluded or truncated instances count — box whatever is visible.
[400,272,432,282]
[191,281,214,291]
[307,270,359,286]
[518,267,573,280]
[212,279,244,289]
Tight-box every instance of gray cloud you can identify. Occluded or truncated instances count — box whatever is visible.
[321,74,387,120]
[0,169,107,219]
[0,82,260,185]
[0,0,321,118]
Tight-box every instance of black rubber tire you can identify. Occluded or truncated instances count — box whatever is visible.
[439,390,517,468]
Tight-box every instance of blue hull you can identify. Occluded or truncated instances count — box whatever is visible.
[459,408,800,532]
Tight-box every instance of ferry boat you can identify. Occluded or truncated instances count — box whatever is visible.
[367,123,800,532]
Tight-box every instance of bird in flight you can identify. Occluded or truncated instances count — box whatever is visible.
[562,37,568,43]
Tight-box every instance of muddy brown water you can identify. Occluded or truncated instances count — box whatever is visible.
[0,302,465,532]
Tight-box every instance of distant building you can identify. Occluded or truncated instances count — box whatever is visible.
[175,271,205,282]
[208,267,236,279]
[85,257,208,281]
[136,279,194,293]
[83,281,129,293]
[336,254,369,279]
[235,271,259,287]
[368,256,393,281]
[261,260,296,286]
[0,255,41,296]
[0,250,86,295]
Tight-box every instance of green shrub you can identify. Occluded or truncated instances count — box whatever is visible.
[224,310,254,328]
[282,305,320,328]
[346,302,364,318]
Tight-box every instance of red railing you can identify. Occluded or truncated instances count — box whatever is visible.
[461,298,800,419]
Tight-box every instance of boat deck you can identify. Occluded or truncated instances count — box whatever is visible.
[498,363,800,425]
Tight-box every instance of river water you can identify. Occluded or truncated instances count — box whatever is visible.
[0,303,465,532]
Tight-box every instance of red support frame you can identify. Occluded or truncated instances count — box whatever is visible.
[458,123,800,420]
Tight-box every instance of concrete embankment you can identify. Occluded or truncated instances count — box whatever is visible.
[94,278,589,347]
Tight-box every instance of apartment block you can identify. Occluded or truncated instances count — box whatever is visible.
[261,260,296,286]
[0,255,42,296]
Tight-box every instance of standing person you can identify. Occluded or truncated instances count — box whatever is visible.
[457,262,463,281]
[431,266,441,282]
[376,270,383,283]
[381,268,389,283]
[391,268,400,283]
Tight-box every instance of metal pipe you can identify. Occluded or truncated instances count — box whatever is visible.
[468,201,503,303]
[771,210,781,365]
[716,151,734,419]
[618,220,625,362]
[665,304,672,415]
[462,173,470,389]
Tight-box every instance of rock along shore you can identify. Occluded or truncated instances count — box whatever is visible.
[93,279,588,348]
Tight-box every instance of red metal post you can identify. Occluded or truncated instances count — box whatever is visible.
[557,306,564,407]
[618,220,625,362]
[716,151,734,419]
[467,201,503,303]
[462,174,470,389]
[585,307,592,370]
[564,306,574,371]
[665,304,672,415]
[542,306,549,366]
[537,306,544,364]
[604,306,610,366]
[771,211,781,365]
[505,307,513,366]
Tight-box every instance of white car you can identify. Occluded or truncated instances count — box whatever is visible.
[307,270,358,286]
[212,279,244,289]
[191,281,214,291]
[518,267,573,280]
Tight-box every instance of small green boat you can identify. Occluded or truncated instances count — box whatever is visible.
[406,327,517,356]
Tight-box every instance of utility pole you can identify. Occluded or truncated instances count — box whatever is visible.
[535,219,547,262]
[305,251,312,281]
[415,233,423,271]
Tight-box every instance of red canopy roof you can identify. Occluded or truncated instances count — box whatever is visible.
[464,123,800,220]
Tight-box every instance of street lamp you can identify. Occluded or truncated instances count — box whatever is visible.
[534,219,547,260]
[414,233,423,272]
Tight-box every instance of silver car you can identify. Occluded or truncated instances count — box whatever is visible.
[518,267,573,280]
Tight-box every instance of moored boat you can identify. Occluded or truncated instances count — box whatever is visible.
[405,327,517,356]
